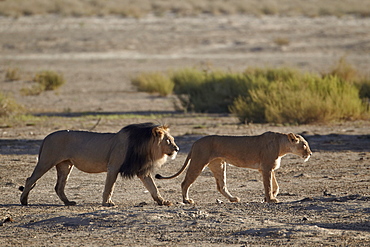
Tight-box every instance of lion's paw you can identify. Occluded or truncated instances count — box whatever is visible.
[64,201,77,206]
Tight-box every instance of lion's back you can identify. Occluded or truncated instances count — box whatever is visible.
[40,130,116,162]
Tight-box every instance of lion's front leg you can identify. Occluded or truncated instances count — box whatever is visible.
[260,169,279,203]
[102,169,119,207]
[138,174,172,206]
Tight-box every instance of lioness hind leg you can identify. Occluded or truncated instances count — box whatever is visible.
[181,160,208,204]
[208,160,240,203]
[55,161,76,206]
[20,161,55,205]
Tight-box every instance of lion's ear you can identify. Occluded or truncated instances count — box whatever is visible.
[152,127,164,137]
[288,133,299,144]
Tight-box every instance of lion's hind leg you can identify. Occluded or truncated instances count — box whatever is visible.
[55,161,76,206]
[20,160,55,205]
[208,160,240,203]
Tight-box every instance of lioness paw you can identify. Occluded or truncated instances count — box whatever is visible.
[159,200,173,206]
[183,198,195,204]
[102,202,115,207]
[265,198,279,203]
[230,197,240,203]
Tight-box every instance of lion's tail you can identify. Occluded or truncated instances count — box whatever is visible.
[155,150,192,180]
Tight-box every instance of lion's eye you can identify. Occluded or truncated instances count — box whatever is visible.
[166,139,171,145]
[303,144,307,149]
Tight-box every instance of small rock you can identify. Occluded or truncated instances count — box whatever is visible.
[216,199,223,204]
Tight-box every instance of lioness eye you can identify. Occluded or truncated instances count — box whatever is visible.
[303,144,307,149]
[166,139,171,145]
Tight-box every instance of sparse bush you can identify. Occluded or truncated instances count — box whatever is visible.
[132,63,368,124]
[0,92,24,117]
[358,80,370,100]
[327,56,360,83]
[273,37,290,46]
[132,72,174,96]
[172,69,256,112]
[20,84,45,96]
[5,67,21,81]
[234,75,364,124]
[33,70,65,91]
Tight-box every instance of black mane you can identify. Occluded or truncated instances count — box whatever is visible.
[119,123,159,178]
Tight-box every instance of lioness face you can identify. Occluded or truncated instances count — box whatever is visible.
[289,134,312,162]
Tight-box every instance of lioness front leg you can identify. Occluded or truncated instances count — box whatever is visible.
[139,174,172,206]
[271,171,279,198]
[260,169,279,203]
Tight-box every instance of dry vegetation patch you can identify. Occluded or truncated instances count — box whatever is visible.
[132,59,369,124]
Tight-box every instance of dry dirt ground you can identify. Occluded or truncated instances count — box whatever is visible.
[0,15,370,246]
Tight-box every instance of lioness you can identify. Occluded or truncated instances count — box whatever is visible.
[156,132,311,203]
[20,123,179,206]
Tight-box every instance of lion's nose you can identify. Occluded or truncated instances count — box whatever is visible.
[174,146,179,152]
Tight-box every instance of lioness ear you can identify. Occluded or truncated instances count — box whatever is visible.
[288,133,299,144]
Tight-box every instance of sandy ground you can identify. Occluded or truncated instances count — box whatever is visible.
[0,15,370,246]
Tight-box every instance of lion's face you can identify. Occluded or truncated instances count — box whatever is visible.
[153,126,179,159]
[288,134,312,162]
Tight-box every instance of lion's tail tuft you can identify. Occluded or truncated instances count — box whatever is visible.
[19,186,24,191]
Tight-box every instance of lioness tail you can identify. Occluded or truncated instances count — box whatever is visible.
[155,150,192,179]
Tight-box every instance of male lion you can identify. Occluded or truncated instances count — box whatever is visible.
[20,123,179,206]
[156,131,311,204]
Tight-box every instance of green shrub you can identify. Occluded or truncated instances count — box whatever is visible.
[33,70,65,91]
[171,68,208,95]
[171,69,254,112]
[234,75,364,124]
[358,79,370,100]
[132,65,368,124]
[132,71,174,96]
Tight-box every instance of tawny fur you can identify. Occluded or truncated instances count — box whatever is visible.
[20,123,179,206]
[156,131,311,204]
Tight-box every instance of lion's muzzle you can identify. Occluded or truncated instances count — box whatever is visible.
[169,146,179,159]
